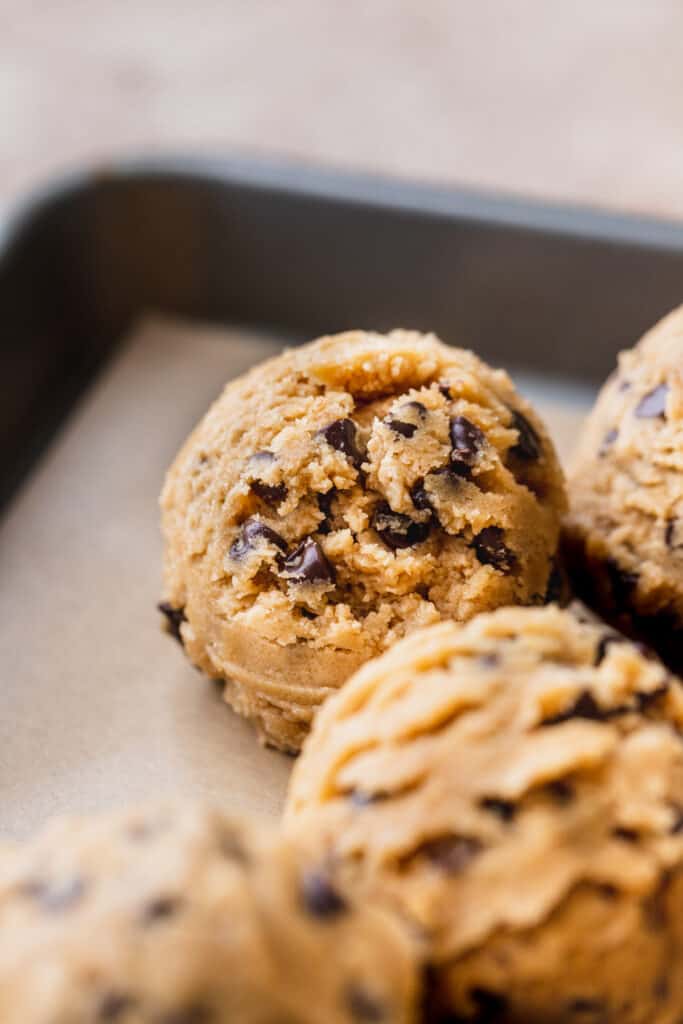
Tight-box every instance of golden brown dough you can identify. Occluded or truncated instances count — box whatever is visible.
[286,606,683,1023]
[160,329,566,751]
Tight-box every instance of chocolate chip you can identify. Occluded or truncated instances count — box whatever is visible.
[438,383,452,399]
[349,789,388,807]
[386,401,427,439]
[479,652,499,668]
[450,416,485,472]
[619,379,631,392]
[229,517,287,560]
[281,537,334,583]
[544,560,565,604]
[547,779,575,804]
[157,603,187,644]
[636,684,669,710]
[158,1007,210,1024]
[472,527,516,573]
[542,690,604,725]
[479,797,516,822]
[409,478,433,512]
[509,409,541,460]
[372,503,430,549]
[599,428,618,456]
[613,826,639,842]
[250,479,288,506]
[319,418,364,470]
[605,559,639,604]
[345,985,386,1022]
[594,632,626,666]
[316,489,337,534]
[665,518,677,548]
[418,835,482,873]
[470,988,509,1020]
[142,895,181,923]
[635,383,669,419]
[22,876,86,912]
[386,418,417,438]
[300,871,347,918]
[98,993,136,1020]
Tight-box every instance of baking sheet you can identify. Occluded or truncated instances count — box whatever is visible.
[0,318,595,839]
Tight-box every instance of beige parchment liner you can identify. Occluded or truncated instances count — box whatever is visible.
[0,317,590,838]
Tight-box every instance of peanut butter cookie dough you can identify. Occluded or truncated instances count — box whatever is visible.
[286,606,683,1023]
[565,305,683,672]
[160,330,566,751]
[0,805,419,1023]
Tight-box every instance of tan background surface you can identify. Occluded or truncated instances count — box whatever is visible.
[2,1,683,219]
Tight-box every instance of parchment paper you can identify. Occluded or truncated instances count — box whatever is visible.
[0,318,593,838]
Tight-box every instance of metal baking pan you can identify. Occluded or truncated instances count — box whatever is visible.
[3,154,683,839]
[3,153,683,512]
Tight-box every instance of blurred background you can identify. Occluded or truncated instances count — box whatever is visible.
[3,0,683,218]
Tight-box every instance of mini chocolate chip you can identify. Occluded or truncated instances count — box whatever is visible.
[544,560,565,605]
[281,537,334,583]
[300,607,317,619]
[300,871,347,918]
[613,826,639,842]
[472,527,516,573]
[142,895,181,923]
[594,632,626,666]
[250,479,288,506]
[479,652,499,668]
[635,383,669,419]
[159,1007,210,1024]
[470,988,509,1020]
[619,379,631,392]
[98,992,137,1020]
[438,383,452,399]
[605,558,639,604]
[386,418,417,438]
[450,416,485,471]
[316,489,336,534]
[372,503,430,549]
[547,779,575,804]
[409,478,433,512]
[509,409,541,460]
[229,517,287,560]
[22,876,86,912]
[599,428,618,456]
[319,419,364,470]
[542,690,604,725]
[636,684,669,710]
[418,835,482,874]
[665,518,677,548]
[386,401,427,439]
[567,997,606,1015]
[345,986,386,1022]
[480,797,516,822]
[157,603,187,644]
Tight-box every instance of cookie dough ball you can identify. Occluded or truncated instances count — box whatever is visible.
[0,805,419,1024]
[160,329,566,752]
[286,606,683,1023]
[565,305,683,672]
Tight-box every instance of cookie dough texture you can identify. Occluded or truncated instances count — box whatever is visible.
[0,805,419,1024]
[565,305,683,672]
[160,329,566,751]
[286,606,683,1023]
